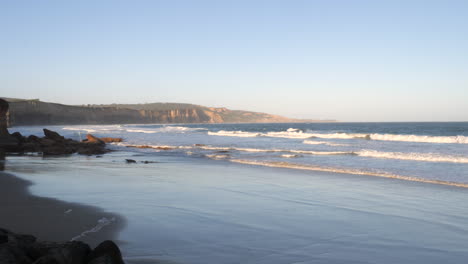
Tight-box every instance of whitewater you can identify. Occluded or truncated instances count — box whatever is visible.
[28,122,468,185]
[7,122,468,264]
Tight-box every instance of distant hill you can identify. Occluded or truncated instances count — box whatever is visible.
[2,98,334,126]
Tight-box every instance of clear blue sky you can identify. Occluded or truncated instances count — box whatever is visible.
[1,0,467,121]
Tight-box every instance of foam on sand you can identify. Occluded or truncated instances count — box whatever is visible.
[230,159,468,188]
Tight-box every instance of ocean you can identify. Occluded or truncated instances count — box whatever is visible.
[5,122,468,263]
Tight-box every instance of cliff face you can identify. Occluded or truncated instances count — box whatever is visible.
[4,99,316,126]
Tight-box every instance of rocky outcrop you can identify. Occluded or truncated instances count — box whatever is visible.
[0,228,125,264]
[0,99,9,136]
[0,99,19,151]
[1,129,110,156]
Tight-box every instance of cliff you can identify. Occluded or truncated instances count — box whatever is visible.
[3,98,328,126]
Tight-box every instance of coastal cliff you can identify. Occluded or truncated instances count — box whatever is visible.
[3,98,326,126]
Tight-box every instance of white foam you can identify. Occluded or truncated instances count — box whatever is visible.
[280,154,302,158]
[303,132,468,144]
[208,130,261,137]
[357,150,468,164]
[126,129,159,134]
[71,217,115,241]
[303,140,349,146]
[207,128,468,144]
[230,159,468,188]
[206,154,231,160]
[368,133,468,144]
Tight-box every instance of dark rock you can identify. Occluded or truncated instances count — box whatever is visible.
[43,129,65,142]
[0,99,9,137]
[0,244,34,264]
[125,159,136,163]
[0,100,19,150]
[0,233,7,244]
[87,241,124,264]
[32,255,60,264]
[10,132,26,143]
[40,241,91,264]
[27,135,40,142]
[0,229,123,264]
[77,144,106,155]
[141,161,158,164]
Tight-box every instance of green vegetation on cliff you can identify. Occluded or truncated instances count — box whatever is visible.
[2,98,331,126]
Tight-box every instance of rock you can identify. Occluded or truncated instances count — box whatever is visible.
[86,134,105,145]
[125,159,136,163]
[39,241,91,264]
[43,129,65,142]
[0,99,19,152]
[32,255,60,264]
[77,145,106,156]
[10,132,26,143]
[0,99,10,137]
[141,161,158,164]
[99,138,123,143]
[27,135,40,142]
[87,241,124,264]
[0,229,124,264]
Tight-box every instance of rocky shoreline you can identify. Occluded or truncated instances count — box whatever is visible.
[0,99,127,263]
[0,228,125,264]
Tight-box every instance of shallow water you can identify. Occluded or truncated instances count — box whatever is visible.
[5,151,468,264]
[13,122,468,185]
[7,123,468,263]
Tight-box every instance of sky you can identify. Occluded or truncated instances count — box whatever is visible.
[1,0,467,121]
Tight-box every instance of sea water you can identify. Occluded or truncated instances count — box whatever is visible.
[5,122,468,263]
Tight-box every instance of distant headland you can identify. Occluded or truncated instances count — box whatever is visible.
[2,98,335,126]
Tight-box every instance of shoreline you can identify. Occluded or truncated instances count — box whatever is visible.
[0,171,126,248]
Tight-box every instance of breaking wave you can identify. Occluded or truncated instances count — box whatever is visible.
[119,143,468,163]
[357,150,468,164]
[303,140,349,146]
[208,130,261,137]
[207,128,468,144]
[230,159,468,188]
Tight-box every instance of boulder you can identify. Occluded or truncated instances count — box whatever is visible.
[0,229,124,264]
[87,241,124,264]
[43,129,65,142]
[77,145,106,155]
[0,99,20,152]
[10,132,26,143]
[0,99,9,136]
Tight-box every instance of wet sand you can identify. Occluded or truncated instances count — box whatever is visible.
[0,171,125,247]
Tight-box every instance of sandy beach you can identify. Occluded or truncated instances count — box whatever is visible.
[0,171,125,247]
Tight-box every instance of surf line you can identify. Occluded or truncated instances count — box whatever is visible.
[230,159,468,188]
